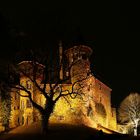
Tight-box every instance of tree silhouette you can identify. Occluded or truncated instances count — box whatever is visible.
[118,93,140,136]
[4,49,91,134]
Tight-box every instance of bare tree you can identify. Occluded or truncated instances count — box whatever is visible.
[4,50,91,134]
[118,93,140,136]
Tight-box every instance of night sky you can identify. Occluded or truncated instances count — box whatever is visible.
[0,1,140,108]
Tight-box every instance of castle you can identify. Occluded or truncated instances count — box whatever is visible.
[8,44,117,133]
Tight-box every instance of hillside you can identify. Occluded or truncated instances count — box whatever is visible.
[0,122,133,140]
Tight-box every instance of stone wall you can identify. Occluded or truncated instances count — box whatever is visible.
[9,91,20,128]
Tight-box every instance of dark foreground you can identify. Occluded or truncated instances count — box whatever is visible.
[0,124,138,140]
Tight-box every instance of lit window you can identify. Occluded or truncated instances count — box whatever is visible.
[66,71,69,77]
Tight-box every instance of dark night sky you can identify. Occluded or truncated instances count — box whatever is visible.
[0,1,140,108]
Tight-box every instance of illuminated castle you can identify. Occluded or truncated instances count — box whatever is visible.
[9,44,117,132]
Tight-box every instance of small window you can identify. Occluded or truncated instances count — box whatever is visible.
[21,100,25,109]
[87,106,93,117]
[71,58,73,63]
[66,71,69,77]
[87,85,90,91]
[15,92,19,100]
[26,80,31,89]
[58,115,64,121]
[82,54,87,60]
[26,99,32,108]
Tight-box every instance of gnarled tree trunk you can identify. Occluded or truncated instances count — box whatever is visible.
[41,101,55,135]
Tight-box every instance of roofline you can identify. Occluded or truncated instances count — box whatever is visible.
[95,78,112,92]
[64,45,93,56]
[18,61,45,68]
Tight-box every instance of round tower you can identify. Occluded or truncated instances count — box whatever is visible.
[65,45,93,83]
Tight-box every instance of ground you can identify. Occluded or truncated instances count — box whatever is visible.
[0,122,139,140]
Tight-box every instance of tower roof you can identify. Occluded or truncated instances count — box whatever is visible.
[65,45,93,56]
[18,61,45,68]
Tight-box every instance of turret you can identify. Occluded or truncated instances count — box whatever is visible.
[65,45,93,83]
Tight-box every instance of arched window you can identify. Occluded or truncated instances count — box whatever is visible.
[95,103,106,118]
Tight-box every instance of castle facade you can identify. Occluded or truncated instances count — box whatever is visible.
[9,44,117,133]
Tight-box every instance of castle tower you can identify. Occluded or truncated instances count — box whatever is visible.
[64,45,93,83]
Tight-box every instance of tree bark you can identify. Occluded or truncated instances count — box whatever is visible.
[41,101,55,135]
[41,113,50,135]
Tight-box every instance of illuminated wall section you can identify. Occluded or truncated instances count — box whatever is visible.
[95,80,111,131]
[50,84,85,125]
[19,77,34,126]
[9,89,20,128]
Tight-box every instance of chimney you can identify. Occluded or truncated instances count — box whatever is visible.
[59,41,63,80]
